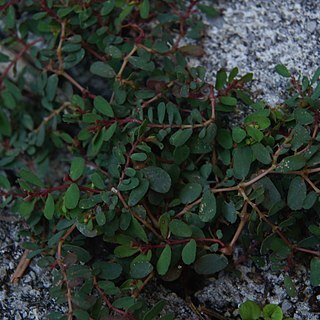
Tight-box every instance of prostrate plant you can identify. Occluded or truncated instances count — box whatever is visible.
[0,1,320,319]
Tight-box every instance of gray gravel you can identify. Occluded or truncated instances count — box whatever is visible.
[197,0,320,106]
[0,214,67,319]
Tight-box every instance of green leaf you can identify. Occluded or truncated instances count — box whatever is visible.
[294,108,314,125]
[156,245,171,275]
[0,110,12,136]
[179,183,202,204]
[131,260,153,278]
[142,166,171,193]
[130,153,147,161]
[311,82,320,100]
[310,67,320,85]
[101,0,115,15]
[95,206,106,226]
[169,129,193,147]
[263,304,283,320]
[0,175,10,190]
[220,96,237,106]
[46,74,58,101]
[233,146,253,179]
[73,310,90,320]
[310,257,320,286]
[143,301,166,320]
[129,56,155,71]
[95,262,122,280]
[19,199,36,219]
[217,129,233,149]
[251,143,272,164]
[182,239,196,265]
[129,217,148,243]
[64,183,80,209]
[169,220,192,237]
[199,189,217,222]
[102,122,117,141]
[194,254,228,275]
[91,173,105,189]
[128,179,149,206]
[287,176,306,210]
[113,296,135,309]
[94,96,114,117]
[114,245,139,258]
[157,102,166,123]
[70,157,85,181]
[215,69,227,90]
[118,177,139,191]
[19,169,44,187]
[159,213,170,239]
[44,194,55,220]
[232,127,246,143]
[140,0,150,19]
[275,64,291,78]
[246,126,263,142]
[239,300,261,320]
[284,275,297,298]
[90,61,115,78]
[276,155,306,172]
[198,4,220,18]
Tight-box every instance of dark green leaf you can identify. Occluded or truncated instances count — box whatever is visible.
[252,143,272,164]
[94,96,114,117]
[46,74,58,101]
[194,254,228,275]
[232,127,246,143]
[220,96,237,106]
[182,239,196,265]
[128,179,149,206]
[310,257,320,286]
[180,183,202,204]
[19,169,44,187]
[215,69,227,90]
[143,301,166,320]
[64,183,80,209]
[169,220,192,237]
[142,166,171,193]
[131,260,153,278]
[198,4,220,18]
[156,245,171,275]
[199,189,216,222]
[287,176,306,210]
[276,155,306,172]
[284,275,297,298]
[102,122,117,141]
[140,0,150,19]
[131,153,147,161]
[0,110,12,136]
[70,157,85,181]
[96,262,122,280]
[44,194,55,220]
[169,129,193,147]
[233,146,253,179]
[114,245,139,258]
[90,61,115,78]
[275,64,291,78]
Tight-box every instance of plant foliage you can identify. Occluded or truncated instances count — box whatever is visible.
[0,0,320,319]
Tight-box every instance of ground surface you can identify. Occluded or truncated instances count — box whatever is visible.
[1,0,320,319]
